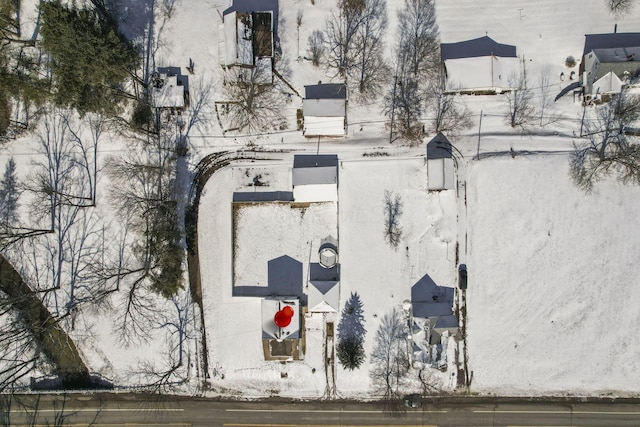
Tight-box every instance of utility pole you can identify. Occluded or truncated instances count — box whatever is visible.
[389,75,398,144]
[476,110,483,160]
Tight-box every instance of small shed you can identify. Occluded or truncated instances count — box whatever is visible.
[292,154,338,202]
[302,83,347,137]
[426,133,455,191]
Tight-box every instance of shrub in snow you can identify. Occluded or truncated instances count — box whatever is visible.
[565,56,576,68]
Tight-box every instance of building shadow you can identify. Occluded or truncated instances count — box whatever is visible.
[234,255,305,303]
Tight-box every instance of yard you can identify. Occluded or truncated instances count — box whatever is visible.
[466,154,640,396]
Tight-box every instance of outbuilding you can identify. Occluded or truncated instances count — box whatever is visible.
[302,83,347,137]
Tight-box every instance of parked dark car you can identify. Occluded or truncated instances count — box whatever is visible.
[404,394,422,408]
[458,264,467,290]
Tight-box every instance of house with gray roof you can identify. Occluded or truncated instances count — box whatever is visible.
[440,36,520,94]
[302,83,347,137]
[580,32,640,100]
[292,154,338,202]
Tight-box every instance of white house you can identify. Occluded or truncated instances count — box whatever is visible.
[426,133,455,191]
[302,83,347,137]
[580,32,640,100]
[441,36,520,94]
[150,69,187,109]
[292,154,338,203]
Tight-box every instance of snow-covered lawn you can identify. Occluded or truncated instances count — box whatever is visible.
[197,155,458,398]
[466,154,640,396]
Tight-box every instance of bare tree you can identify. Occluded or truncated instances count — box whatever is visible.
[571,89,640,191]
[606,0,634,16]
[384,0,440,140]
[370,307,410,399]
[220,61,288,133]
[324,0,362,78]
[383,71,423,141]
[396,0,440,82]
[325,0,388,95]
[353,0,388,96]
[133,292,195,392]
[538,66,555,127]
[504,73,535,128]
[296,9,303,58]
[307,30,325,66]
[383,190,403,247]
[426,75,472,135]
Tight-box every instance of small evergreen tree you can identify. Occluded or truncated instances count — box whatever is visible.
[337,292,367,370]
[0,157,19,227]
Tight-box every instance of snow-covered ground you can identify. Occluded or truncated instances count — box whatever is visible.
[466,154,640,396]
[3,0,640,398]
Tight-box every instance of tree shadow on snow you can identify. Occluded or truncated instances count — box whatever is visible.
[337,292,366,341]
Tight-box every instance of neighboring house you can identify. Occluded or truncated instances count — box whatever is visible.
[150,67,188,109]
[426,132,455,191]
[580,32,640,101]
[219,10,273,66]
[292,154,338,203]
[440,36,520,94]
[410,275,459,369]
[302,83,347,137]
[262,298,302,360]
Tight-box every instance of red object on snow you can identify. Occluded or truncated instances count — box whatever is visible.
[274,306,294,328]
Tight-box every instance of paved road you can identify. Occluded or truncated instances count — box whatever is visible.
[5,393,640,427]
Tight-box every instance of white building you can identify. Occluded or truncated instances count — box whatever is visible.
[302,83,347,137]
[150,72,186,109]
[292,155,338,203]
[426,133,455,191]
[441,36,520,94]
[580,33,640,100]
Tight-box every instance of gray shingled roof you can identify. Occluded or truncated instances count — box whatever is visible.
[441,36,517,60]
[582,32,640,55]
[293,154,338,169]
[304,83,347,99]
[426,132,453,160]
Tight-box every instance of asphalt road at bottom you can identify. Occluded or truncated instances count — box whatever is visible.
[4,393,640,427]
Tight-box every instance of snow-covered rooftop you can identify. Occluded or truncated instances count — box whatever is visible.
[150,74,185,108]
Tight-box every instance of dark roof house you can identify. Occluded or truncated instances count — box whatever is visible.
[580,32,640,99]
[441,36,517,60]
[440,36,519,93]
[302,84,347,137]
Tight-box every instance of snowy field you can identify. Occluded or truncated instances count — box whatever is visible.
[466,154,640,396]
